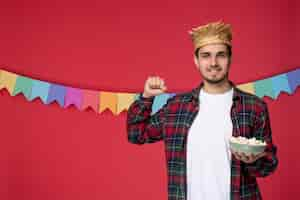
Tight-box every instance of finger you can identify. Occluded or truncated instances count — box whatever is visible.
[255,152,267,160]
[240,152,250,162]
[147,77,152,88]
[157,78,161,88]
[233,152,242,160]
[159,77,163,88]
[161,79,165,87]
[150,77,155,87]
[148,76,154,85]
[150,77,158,88]
[160,80,166,91]
[244,153,257,163]
[156,77,163,90]
[145,77,150,85]
[259,152,267,158]
[161,79,167,90]
[157,78,162,89]
[249,154,256,161]
[244,154,256,163]
[145,77,151,88]
[232,151,238,157]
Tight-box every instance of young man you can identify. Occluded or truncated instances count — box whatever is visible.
[126,21,278,200]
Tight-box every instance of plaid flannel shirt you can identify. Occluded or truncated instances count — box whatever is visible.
[126,81,278,200]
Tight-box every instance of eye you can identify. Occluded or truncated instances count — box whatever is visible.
[218,54,227,58]
[201,54,209,58]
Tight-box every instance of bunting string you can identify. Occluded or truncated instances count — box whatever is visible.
[0,68,299,115]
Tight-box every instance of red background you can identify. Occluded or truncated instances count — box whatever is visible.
[0,0,299,199]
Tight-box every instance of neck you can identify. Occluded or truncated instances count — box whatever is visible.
[202,79,232,94]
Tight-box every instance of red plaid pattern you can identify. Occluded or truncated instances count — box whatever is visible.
[127,81,278,200]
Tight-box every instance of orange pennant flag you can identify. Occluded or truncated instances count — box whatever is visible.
[99,91,117,115]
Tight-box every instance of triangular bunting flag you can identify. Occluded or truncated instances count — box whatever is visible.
[287,68,300,92]
[13,76,33,100]
[0,70,18,95]
[237,82,255,95]
[152,93,172,114]
[271,74,292,98]
[254,78,275,99]
[0,68,299,116]
[46,84,66,107]
[99,91,117,114]
[81,89,99,112]
[117,93,136,114]
[65,87,83,109]
[30,80,50,103]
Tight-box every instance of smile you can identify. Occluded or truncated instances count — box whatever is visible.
[208,68,222,72]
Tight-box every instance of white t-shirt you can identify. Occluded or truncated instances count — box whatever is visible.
[187,87,233,200]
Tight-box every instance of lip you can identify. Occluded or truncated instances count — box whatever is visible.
[208,69,221,73]
[209,68,221,71]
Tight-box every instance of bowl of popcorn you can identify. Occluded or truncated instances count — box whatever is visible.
[229,136,267,155]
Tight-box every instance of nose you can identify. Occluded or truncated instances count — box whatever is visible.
[210,56,217,67]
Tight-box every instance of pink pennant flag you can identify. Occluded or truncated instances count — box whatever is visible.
[64,87,83,109]
[81,89,99,112]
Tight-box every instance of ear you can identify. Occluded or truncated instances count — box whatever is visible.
[228,56,232,66]
[194,56,199,68]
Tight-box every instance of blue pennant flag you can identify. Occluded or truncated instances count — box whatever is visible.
[271,74,292,98]
[30,80,50,103]
[287,68,300,93]
[46,84,66,107]
[152,93,175,114]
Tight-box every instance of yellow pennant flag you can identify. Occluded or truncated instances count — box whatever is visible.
[117,93,136,114]
[237,82,255,94]
[99,91,118,115]
[0,70,18,95]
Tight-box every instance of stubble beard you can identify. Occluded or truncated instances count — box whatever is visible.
[203,70,229,84]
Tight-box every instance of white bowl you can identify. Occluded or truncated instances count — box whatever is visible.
[229,137,266,156]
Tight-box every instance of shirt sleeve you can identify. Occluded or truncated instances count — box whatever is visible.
[244,101,279,177]
[126,93,170,144]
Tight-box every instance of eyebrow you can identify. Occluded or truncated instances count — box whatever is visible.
[199,51,228,55]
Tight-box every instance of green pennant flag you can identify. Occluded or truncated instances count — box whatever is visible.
[13,76,33,100]
[254,78,275,99]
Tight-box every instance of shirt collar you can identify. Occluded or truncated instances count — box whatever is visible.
[191,80,242,103]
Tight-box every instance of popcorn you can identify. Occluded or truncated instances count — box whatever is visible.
[229,136,266,146]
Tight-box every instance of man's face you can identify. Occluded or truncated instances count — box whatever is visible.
[194,43,231,84]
